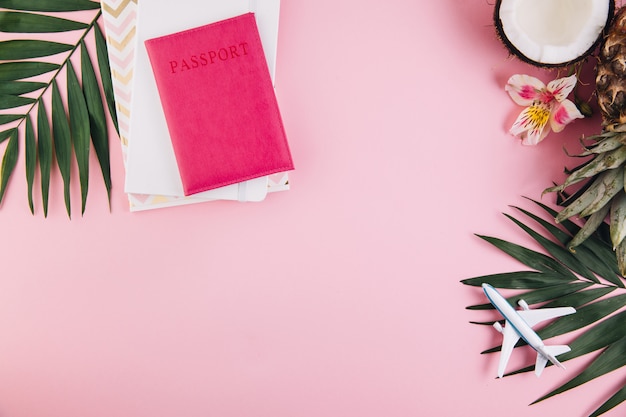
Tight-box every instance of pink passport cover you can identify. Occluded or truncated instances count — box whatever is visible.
[144,13,294,196]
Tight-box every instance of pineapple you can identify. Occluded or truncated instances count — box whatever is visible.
[549,6,626,273]
[597,6,626,125]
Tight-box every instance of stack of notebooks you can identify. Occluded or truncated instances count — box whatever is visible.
[101,0,293,211]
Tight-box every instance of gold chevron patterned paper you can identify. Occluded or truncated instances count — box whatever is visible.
[100,0,289,211]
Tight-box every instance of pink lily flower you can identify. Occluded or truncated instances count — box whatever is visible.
[506,74,584,145]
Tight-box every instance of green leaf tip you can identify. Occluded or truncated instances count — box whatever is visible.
[0,129,18,205]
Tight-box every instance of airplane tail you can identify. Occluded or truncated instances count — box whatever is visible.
[535,345,571,377]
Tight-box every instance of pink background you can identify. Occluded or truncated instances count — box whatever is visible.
[0,0,624,416]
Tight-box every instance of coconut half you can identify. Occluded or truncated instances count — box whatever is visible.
[495,0,614,67]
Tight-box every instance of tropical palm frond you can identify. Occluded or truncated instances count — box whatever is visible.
[0,0,117,217]
[462,199,626,416]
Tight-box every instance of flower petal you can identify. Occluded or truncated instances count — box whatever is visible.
[550,99,584,132]
[510,104,551,145]
[546,74,577,103]
[506,74,545,106]
[521,127,550,145]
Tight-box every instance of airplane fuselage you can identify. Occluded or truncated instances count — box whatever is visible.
[483,284,544,351]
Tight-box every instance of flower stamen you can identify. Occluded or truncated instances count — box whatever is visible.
[526,103,550,128]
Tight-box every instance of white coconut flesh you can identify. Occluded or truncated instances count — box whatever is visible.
[497,0,612,66]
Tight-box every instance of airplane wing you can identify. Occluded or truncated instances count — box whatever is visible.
[517,306,576,328]
[498,321,521,378]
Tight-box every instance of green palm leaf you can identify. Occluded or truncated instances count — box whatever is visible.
[463,270,577,289]
[80,40,110,205]
[24,115,35,214]
[0,1,118,216]
[0,40,72,60]
[513,205,621,283]
[591,385,626,417]
[51,80,72,218]
[0,0,100,12]
[67,61,89,215]
[93,22,117,133]
[474,234,576,278]
[0,12,88,33]
[505,213,600,282]
[0,95,34,110]
[542,287,616,308]
[537,295,626,339]
[0,114,21,124]
[36,99,51,217]
[0,128,13,143]
[0,62,59,80]
[462,200,626,416]
[0,128,17,204]
[467,282,592,311]
[0,81,46,95]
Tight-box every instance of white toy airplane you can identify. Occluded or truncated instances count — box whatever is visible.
[482,283,576,378]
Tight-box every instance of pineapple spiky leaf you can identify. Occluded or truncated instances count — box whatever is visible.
[547,6,626,273]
